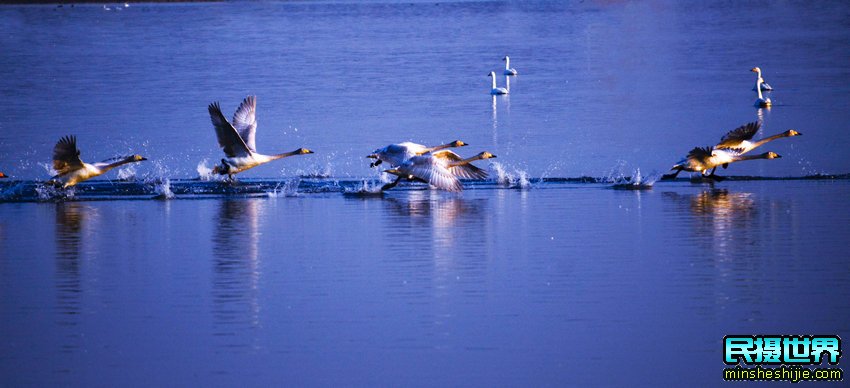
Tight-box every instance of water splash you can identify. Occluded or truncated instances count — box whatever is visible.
[492,162,531,189]
[610,168,660,190]
[35,183,74,201]
[342,179,384,196]
[197,159,214,181]
[117,165,137,181]
[151,178,175,200]
[267,179,301,198]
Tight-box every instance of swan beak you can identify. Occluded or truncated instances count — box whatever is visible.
[140,157,148,161]
[366,154,378,159]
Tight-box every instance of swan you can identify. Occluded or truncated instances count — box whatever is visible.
[661,146,781,181]
[208,96,313,179]
[367,140,467,168]
[49,135,147,188]
[489,72,508,95]
[754,78,771,107]
[751,67,773,91]
[709,121,801,174]
[382,151,497,192]
[503,56,518,76]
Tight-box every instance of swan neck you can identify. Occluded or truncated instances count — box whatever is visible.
[505,57,510,70]
[751,132,787,148]
[449,155,484,167]
[272,150,300,160]
[103,157,135,172]
[491,75,497,89]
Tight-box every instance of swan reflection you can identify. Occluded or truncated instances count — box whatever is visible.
[212,198,264,339]
[54,203,96,352]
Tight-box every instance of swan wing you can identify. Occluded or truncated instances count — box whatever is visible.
[719,121,760,146]
[404,157,463,192]
[53,135,84,174]
[208,102,251,158]
[430,150,488,180]
[687,146,714,164]
[232,95,257,152]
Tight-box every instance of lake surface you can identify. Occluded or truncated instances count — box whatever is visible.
[2,0,850,386]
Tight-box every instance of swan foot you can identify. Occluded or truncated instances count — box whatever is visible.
[381,176,402,191]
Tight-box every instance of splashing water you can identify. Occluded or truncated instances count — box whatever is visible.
[267,179,301,198]
[151,178,175,200]
[492,161,531,189]
[197,159,214,181]
[610,168,660,190]
[117,165,137,181]
[35,183,73,201]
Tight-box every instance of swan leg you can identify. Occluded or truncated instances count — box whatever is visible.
[660,168,682,180]
[709,167,718,176]
[381,176,403,191]
[722,163,729,169]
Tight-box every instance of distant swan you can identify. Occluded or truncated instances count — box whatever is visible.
[751,67,773,91]
[382,151,497,192]
[754,78,771,107]
[367,140,467,168]
[662,146,781,181]
[489,72,508,95]
[50,135,147,188]
[208,96,313,179]
[503,56,518,76]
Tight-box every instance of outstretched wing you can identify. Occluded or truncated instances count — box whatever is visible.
[53,135,84,174]
[208,102,251,158]
[404,156,463,192]
[431,150,488,180]
[687,146,714,164]
[718,121,760,147]
[232,95,257,152]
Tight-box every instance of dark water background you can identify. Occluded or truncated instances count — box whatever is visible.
[1,1,850,386]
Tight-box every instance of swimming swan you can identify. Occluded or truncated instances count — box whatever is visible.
[50,135,147,188]
[503,56,518,76]
[382,151,497,192]
[751,67,773,91]
[661,147,781,181]
[367,140,467,168]
[754,78,771,107]
[489,72,508,95]
[208,96,313,179]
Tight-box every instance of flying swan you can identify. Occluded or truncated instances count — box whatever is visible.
[208,96,313,179]
[367,140,468,168]
[50,135,147,187]
[382,151,496,192]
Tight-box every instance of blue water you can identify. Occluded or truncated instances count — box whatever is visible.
[2,1,850,386]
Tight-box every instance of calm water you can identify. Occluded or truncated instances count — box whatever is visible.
[2,0,850,386]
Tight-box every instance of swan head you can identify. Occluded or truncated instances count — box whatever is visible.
[488,71,496,77]
[450,140,468,148]
[750,67,761,73]
[785,129,802,137]
[761,151,782,159]
[476,151,497,159]
[502,56,509,61]
[130,154,147,162]
[296,148,314,155]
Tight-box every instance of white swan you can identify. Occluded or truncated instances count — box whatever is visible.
[50,135,147,188]
[754,78,771,107]
[382,151,497,192]
[716,121,801,155]
[503,56,518,76]
[662,146,781,181]
[367,140,467,168]
[208,96,313,179]
[489,72,508,95]
[751,67,773,91]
